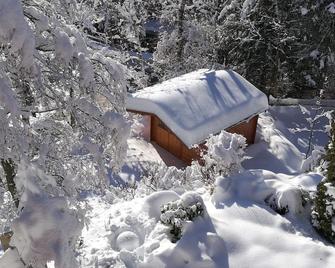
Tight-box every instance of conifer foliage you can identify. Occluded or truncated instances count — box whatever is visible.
[312,114,335,243]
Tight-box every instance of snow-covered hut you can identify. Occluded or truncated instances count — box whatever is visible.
[126,69,268,164]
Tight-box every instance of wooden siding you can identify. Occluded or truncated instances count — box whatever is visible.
[226,115,258,144]
[151,115,259,165]
[128,110,259,165]
[150,115,199,164]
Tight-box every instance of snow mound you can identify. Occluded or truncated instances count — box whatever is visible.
[116,231,140,251]
[212,170,308,216]
[243,106,330,174]
[142,191,180,220]
[0,248,24,268]
[289,173,323,192]
[127,69,268,148]
[81,183,335,268]
[80,197,163,267]
[180,191,205,208]
[141,216,228,268]
[207,200,335,268]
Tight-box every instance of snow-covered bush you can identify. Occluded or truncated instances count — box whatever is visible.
[212,170,309,216]
[129,113,146,138]
[0,188,16,234]
[137,131,246,196]
[190,130,246,185]
[301,146,326,172]
[142,190,180,221]
[0,162,85,268]
[139,163,189,194]
[160,192,205,242]
[312,116,335,243]
[265,187,308,215]
[299,102,333,165]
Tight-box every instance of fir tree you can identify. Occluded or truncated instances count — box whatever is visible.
[312,114,335,243]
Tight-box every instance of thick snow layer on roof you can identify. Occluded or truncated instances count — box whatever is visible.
[126,69,268,148]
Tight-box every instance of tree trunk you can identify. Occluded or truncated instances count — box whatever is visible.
[176,0,186,67]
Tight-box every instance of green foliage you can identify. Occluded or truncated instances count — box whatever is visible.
[312,183,335,242]
[218,0,335,98]
[325,120,335,184]
[312,116,335,243]
[160,199,204,243]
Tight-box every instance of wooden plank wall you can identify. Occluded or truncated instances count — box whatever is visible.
[226,115,258,144]
[149,114,259,165]
[150,116,201,165]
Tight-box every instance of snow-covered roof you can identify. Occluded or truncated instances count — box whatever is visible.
[126,69,268,148]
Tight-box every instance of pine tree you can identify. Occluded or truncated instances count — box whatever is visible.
[153,0,221,80]
[218,0,335,98]
[312,114,335,243]
[291,0,335,98]
[218,0,297,97]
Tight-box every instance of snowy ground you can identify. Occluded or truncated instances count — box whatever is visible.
[243,106,330,174]
[76,105,335,268]
[111,139,186,186]
[2,105,334,267]
[79,179,335,268]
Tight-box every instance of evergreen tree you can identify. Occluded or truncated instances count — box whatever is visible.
[219,0,299,97]
[153,0,222,80]
[312,114,335,243]
[291,0,335,98]
[218,0,335,98]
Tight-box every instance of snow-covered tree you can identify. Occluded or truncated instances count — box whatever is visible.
[153,0,222,80]
[89,0,152,90]
[298,0,335,98]
[0,0,130,266]
[312,114,335,243]
[218,0,335,98]
[218,0,299,97]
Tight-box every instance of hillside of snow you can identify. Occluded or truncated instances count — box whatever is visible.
[1,105,333,267]
[71,105,335,268]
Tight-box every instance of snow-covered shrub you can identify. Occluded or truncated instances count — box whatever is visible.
[10,193,82,268]
[136,131,246,197]
[301,146,326,172]
[160,192,205,243]
[107,179,138,202]
[0,163,84,268]
[298,102,334,172]
[142,190,180,221]
[312,116,335,243]
[139,163,189,194]
[128,113,145,138]
[265,187,308,215]
[190,131,246,185]
[0,189,16,234]
[212,169,309,216]
[108,163,192,201]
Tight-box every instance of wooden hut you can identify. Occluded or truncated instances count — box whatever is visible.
[127,69,268,165]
